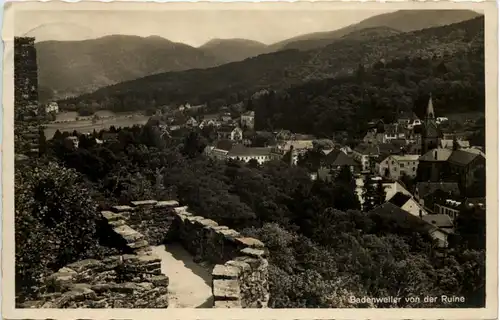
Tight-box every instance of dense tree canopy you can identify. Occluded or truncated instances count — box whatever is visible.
[12,124,484,307]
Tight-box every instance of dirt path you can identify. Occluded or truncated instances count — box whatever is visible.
[151,244,213,308]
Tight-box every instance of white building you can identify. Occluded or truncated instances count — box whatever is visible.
[227,146,272,164]
[377,155,420,179]
[45,102,59,114]
[387,192,429,218]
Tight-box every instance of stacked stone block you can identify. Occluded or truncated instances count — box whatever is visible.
[169,205,270,308]
[19,199,269,309]
[20,201,175,309]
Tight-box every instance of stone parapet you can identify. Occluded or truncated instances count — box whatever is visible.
[18,199,269,309]
[167,204,269,308]
[20,201,172,309]
[20,255,169,308]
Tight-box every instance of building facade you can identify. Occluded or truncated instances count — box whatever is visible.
[378,155,420,180]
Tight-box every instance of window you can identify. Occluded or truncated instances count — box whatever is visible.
[412,167,416,172]
[400,163,404,168]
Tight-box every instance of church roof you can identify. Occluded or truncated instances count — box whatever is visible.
[419,148,453,162]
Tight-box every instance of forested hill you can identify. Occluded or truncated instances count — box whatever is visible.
[199,38,272,63]
[252,45,484,139]
[37,35,223,100]
[274,9,481,51]
[61,16,484,114]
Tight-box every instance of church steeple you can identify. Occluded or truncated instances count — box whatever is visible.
[421,93,440,155]
[426,94,435,119]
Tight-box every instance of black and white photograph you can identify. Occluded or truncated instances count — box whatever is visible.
[3,1,497,318]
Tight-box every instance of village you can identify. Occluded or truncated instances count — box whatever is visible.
[19,89,486,255]
[117,95,485,252]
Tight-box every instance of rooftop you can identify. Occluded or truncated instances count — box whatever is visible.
[391,155,420,162]
[228,147,272,157]
[368,203,436,234]
[323,150,358,167]
[280,140,314,150]
[448,149,484,166]
[422,214,454,229]
[419,148,453,162]
[416,181,461,198]
[215,140,235,151]
[388,192,412,207]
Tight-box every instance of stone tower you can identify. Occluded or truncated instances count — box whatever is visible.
[421,94,440,155]
[14,37,39,119]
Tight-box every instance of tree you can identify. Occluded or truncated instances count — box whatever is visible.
[334,166,361,211]
[38,127,47,156]
[362,174,377,212]
[15,160,107,298]
[181,131,207,158]
[373,179,386,207]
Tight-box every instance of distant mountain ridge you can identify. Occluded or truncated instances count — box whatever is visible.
[37,9,482,99]
[61,16,484,115]
[272,9,482,51]
[199,38,271,63]
[36,35,224,100]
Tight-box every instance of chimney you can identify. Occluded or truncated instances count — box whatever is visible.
[289,145,295,166]
[419,209,423,219]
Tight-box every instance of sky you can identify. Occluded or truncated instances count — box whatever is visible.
[14,9,395,47]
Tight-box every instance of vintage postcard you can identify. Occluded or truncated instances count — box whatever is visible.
[2,0,498,319]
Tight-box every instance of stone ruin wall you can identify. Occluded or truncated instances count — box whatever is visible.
[21,199,269,309]
[169,206,270,308]
[20,200,175,308]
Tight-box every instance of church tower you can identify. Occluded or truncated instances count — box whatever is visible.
[421,94,440,154]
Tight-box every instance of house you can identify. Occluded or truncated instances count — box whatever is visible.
[388,192,429,218]
[186,117,198,127]
[64,136,79,149]
[368,202,449,248]
[204,139,234,160]
[321,150,358,173]
[396,111,420,127]
[278,140,314,154]
[447,149,486,191]
[199,114,221,128]
[101,132,119,142]
[436,117,449,124]
[417,148,453,182]
[240,111,255,129]
[220,113,232,123]
[377,155,420,180]
[168,113,189,131]
[275,129,292,141]
[414,181,461,208]
[340,146,353,155]
[355,176,397,207]
[227,146,273,164]
[433,198,462,222]
[440,139,470,150]
[408,118,422,129]
[45,102,59,114]
[351,144,381,172]
[460,197,486,214]
[217,126,243,141]
[422,214,454,233]
[406,142,422,155]
[382,180,413,201]
[362,129,384,145]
